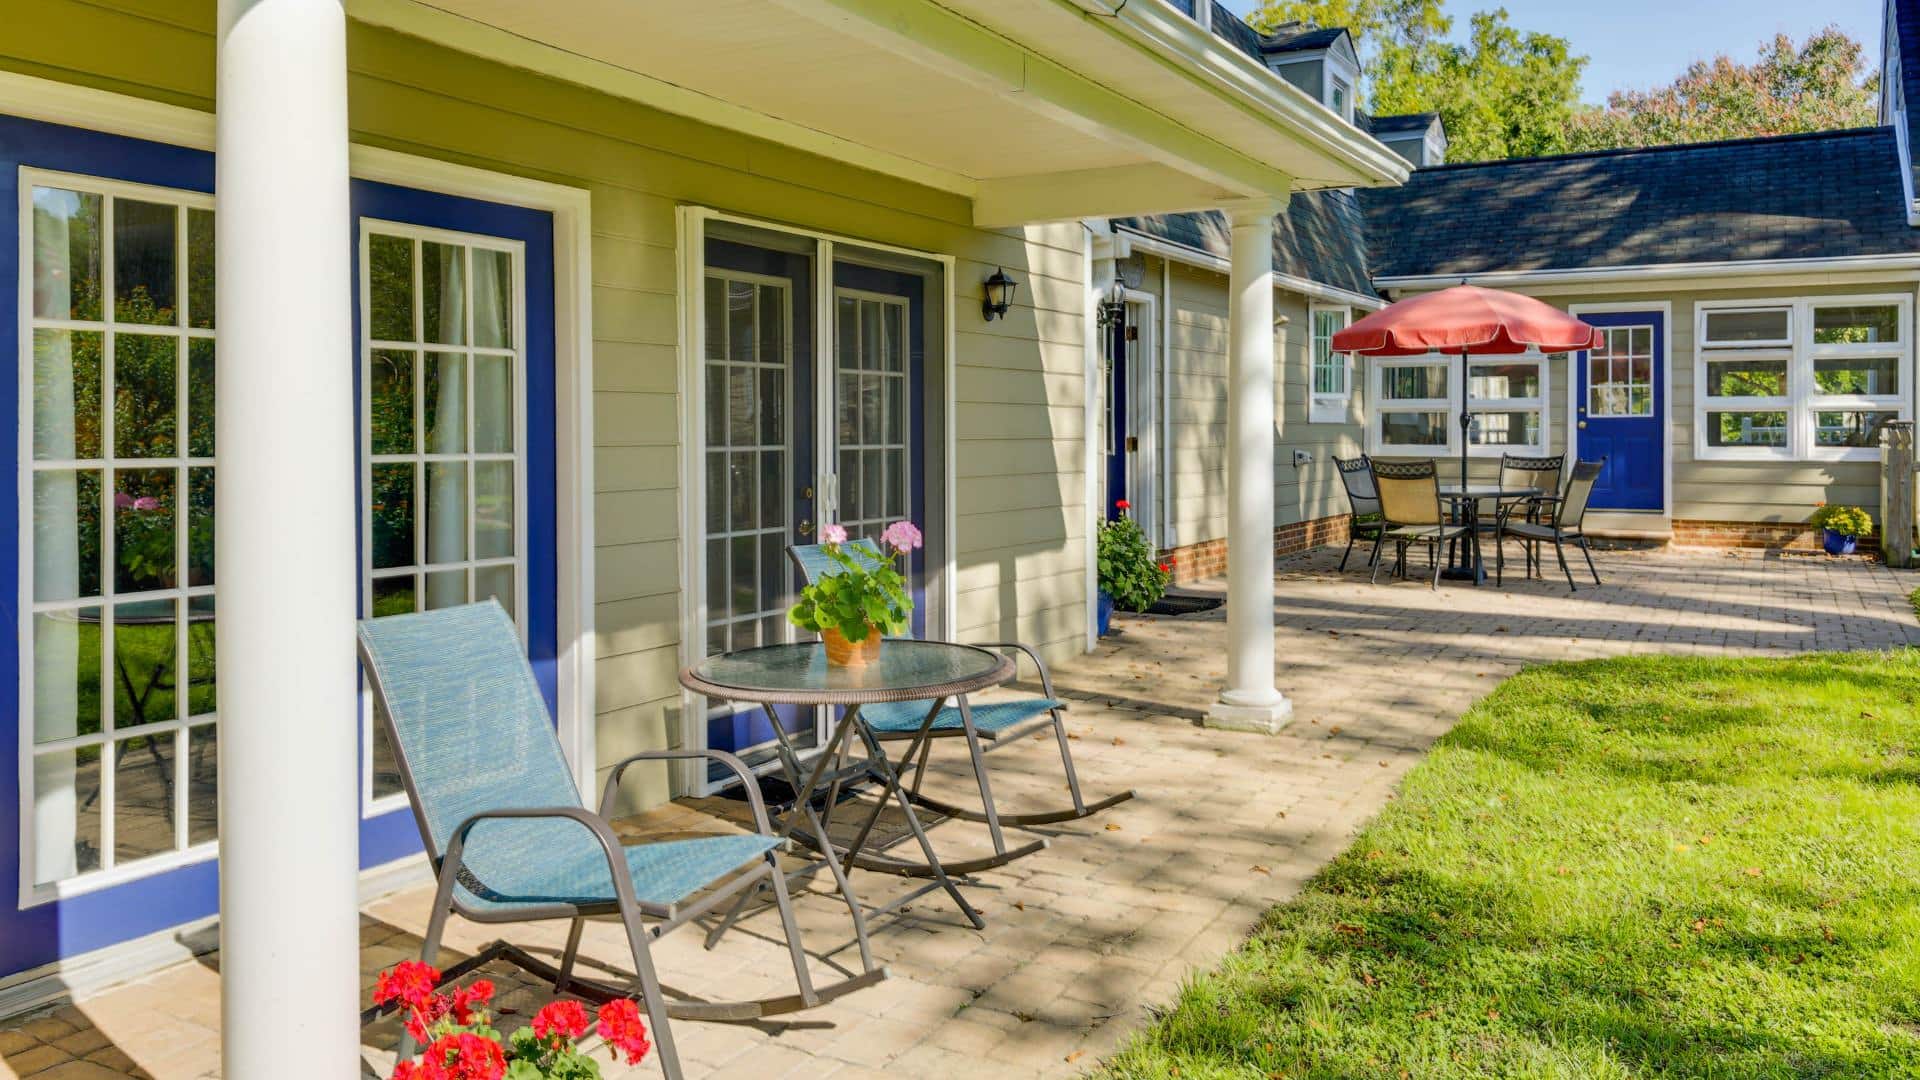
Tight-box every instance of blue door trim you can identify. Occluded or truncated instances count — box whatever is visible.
[1574,309,1666,512]
[0,112,558,977]
[351,181,558,869]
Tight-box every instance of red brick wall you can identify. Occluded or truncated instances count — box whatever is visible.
[1671,519,1877,552]
[1158,514,1354,584]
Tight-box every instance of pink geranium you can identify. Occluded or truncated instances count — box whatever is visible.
[819,523,848,545]
[881,520,922,555]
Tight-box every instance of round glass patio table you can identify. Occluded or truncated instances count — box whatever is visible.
[681,640,1013,706]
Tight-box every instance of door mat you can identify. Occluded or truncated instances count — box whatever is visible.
[1144,594,1224,617]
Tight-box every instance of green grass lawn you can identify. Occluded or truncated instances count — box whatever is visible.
[1100,651,1920,1079]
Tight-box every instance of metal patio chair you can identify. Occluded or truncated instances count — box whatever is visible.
[1496,458,1606,591]
[357,601,882,1080]
[1368,459,1472,589]
[1333,454,1386,571]
[785,540,1133,875]
[1496,453,1565,524]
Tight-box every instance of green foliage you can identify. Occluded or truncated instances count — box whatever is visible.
[1568,27,1878,152]
[1809,503,1874,538]
[505,1027,602,1079]
[1097,515,1170,613]
[1101,650,1920,1078]
[1249,0,1587,162]
[787,544,912,642]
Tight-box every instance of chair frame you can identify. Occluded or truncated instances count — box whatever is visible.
[1495,458,1606,591]
[356,615,884,1080]
[1333,454,1386,572]
[784,543,1133,869]
[1367,459,1472,590]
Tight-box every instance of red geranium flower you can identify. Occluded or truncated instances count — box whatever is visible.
[391,1059,448,1080]
[1158,562,1171,573]
[374,961,442,1012]
[1115,499,1130,511]
[450,979,494,1025]
[426,1032,505,1080]
[597,998,653,1065]
[532,999,590,1047]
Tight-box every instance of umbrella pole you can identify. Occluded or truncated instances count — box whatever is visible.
[1458,348,1471,488]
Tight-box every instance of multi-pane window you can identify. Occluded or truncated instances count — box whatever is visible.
[703,270,793,657]
[1371,357,1451,451]
[23,174,218,892]
[1586,327,1653,419]
[1468,355,1547,451]
[361,223,524,802]
[835,290,910,543]
[1309,305,1350,422]
[1696,297,1910,460]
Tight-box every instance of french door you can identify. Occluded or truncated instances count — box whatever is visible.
[694,220,938,784]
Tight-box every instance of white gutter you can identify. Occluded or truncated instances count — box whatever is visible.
[1067,0,1411,189]
[1375,252,1920,292]
[1115,224,1386,309]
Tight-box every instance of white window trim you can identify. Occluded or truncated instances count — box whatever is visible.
[358,218,530,819]
[1693,294,1913,463]
[1366,350,1551,457]
[1308,303,1351,424]
[675,205,959,799]
[5,72,597,904]
[16,168,221,906]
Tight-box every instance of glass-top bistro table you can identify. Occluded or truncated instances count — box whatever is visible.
[1437,483,1542,583]
[680,640,1034,961]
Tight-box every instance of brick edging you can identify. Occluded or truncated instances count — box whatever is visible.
[1158,514,1352,584]
[1670,518,1879,552]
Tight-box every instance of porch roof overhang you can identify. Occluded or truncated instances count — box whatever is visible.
[348,0,1410,227]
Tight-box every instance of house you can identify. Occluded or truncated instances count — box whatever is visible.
[0,0,1412,1064]
[1095,0,1920,587]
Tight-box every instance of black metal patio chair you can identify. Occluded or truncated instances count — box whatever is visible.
[1496,458,1605,591]
[1368,459,1473,589]
[1333,454,1386,571]
[356,601,882,1080]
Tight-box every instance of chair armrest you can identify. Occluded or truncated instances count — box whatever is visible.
[600,749,773,834]
[441,805,641,911]
[967,641,1055,698]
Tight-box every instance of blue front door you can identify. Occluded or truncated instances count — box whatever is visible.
[1576,311,1665,511]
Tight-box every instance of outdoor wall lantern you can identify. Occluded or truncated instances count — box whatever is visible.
[982,267,1019,322]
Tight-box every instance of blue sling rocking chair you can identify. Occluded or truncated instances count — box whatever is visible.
[784,541,1134,876]
[356,602,883,1079]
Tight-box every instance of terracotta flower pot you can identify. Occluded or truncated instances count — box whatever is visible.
[821,625,882,667]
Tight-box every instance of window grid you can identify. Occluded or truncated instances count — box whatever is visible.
[21,173,218,895]
[702,270,794,658]
[1311,306,1349,399]
[1467,355,1547,450]
[1586,327,1653,419]
[835,290,911,545]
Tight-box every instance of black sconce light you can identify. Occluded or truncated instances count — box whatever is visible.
[982,267,1018,322]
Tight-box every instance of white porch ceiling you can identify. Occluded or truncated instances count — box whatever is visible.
[350,0,1409,226]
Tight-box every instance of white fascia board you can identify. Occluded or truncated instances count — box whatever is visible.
[1375,253,1920,293]
[1084,0,1410,188]
[1114,224,1384,309]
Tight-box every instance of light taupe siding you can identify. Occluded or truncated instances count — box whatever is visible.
[7,2,1091,811]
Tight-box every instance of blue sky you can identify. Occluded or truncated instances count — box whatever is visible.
[1218,1,1883,104]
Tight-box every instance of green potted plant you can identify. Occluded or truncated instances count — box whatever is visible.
[374,960,652,1078]
[788,521,921,666]
[1097,500,1171,633]
[1809,503,1873,556]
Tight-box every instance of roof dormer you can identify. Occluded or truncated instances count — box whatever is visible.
[1258,25,1361,124]
[1367,112,1449,168]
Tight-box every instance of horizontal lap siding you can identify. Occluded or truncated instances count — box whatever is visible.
[9,3,1089,811]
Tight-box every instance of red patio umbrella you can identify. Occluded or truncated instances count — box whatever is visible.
[1331,285,1602,486]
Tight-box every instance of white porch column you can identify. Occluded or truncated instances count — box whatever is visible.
[215,1,359,1075]
[1208,200,1293,734]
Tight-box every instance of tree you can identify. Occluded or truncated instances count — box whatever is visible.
[1248,1,1586,162]
[1566,28,1879,151]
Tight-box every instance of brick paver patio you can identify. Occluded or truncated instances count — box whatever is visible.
[3,546,1914,1079]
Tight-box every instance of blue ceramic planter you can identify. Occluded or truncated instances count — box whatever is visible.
[1823,527,1858,556]
[1096,590,1116,636]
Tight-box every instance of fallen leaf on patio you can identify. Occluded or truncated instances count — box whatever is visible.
[1066,1051,1085,1063]
[1328,724,1341,733]
[1495,626,1509,633]
[1746,867,1763,877]
[1015,1011,1035,1022]
[1379,761,1389,768]
[1014,901,1025,911]
[1251,864,1271,874]
[1068,733,1081,739]
[1105,822,1123,831]
[1113,737,1126,746]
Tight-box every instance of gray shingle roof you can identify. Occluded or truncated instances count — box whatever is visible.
[1360,128,1919,278]
[1114,187,1378,299]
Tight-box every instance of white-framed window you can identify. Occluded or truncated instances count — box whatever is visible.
[359,220,527,810]
[1695,295,1911,462]
[1328,75,1352,122]
[1368,351,1550,456]
[1309,304,1351,423]
[19,170,218,901]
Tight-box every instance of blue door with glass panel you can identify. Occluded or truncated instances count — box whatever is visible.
[1575,311,1664,511]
